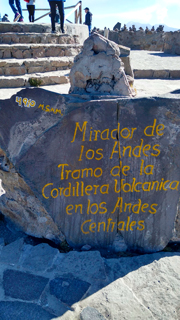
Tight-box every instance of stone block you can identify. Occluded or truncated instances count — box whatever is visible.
[32,48,45,58]
[0,77,25,87]
[65,48,80,56]
[63,36,76,45]
[119,44,130,56]
[0,219,24,245]
[22,243,59,272]
[40,75,68,85]
[12,49,23,59]
[170,70,180,79]
[3,50,11,58]
[45,47,64,57]
[47,36,59,45]
[153,70,170,79]
[0,68,4,76]
[51,58,71,68]
[175,47,180,55]
[80,307,106,320]
[52,251,106,283]
[134,69,154,78]
[49,276,90,306]
[23,50,32,58]
[44,66,56,72]
[0,61,6,67]
[121,56,134,78]
[4,66,26,76]
[0,301,54,320]
[0,238,24,264]
[3,269,49,300]
[1,35,11,44]
[11,34,19,43]
[40,285,70,317]
[27,66,45,73]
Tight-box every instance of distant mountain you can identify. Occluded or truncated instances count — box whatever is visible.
[125,21,178,32]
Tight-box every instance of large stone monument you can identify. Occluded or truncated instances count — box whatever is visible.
[69,32,132,96]
[0,88,180,253]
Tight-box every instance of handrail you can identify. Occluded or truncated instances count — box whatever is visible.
[22,1,82,24]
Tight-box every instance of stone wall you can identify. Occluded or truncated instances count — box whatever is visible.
[163,32,180,54]
[98,29,165,51]
[98,29,180,54]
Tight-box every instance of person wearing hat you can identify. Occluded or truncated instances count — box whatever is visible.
[84,7,92,36]
[2,14,10,22]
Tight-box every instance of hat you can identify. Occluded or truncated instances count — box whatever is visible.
[84,7,89,10]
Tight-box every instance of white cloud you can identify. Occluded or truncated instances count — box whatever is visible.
[154,4,168,23]
[94,1,178,25]
[162,0,180,5]
[94,5,159,23]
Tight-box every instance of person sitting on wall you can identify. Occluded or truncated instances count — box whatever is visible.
[84,7,92,36]
[2,14,10,22]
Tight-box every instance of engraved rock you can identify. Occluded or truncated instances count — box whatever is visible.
[0,88,180,252]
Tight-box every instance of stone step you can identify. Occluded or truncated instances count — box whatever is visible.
[0,56,74,76]
[0,32,80,45]
[0,22,52,33]
[134,69,180,79]
[0,69,70,88]
[0,23,89,45]
[0,43,81,59]
[131,50,180,79]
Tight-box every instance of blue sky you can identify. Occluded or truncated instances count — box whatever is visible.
[1,0,180,30]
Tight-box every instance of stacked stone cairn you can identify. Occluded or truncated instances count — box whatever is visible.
[69,32,133,96]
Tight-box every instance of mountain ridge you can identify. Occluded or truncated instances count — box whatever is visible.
[126,21,178,32]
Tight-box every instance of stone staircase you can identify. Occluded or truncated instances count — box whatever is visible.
[0,22,83,88]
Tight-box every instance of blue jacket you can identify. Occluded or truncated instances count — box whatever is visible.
[48,0,66,2]
[85,11,92,26]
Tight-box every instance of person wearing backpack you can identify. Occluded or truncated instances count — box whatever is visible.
[27,0,35,22]
[48,0,65,33]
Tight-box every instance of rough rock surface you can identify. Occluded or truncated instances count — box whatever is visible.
[69,33,132,96]
[0,88,180,252]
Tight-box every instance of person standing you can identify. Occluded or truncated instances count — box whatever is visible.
[84,7,92,36]
[9,0,24,22]
[48,0,65,33]
[27,0,35,22]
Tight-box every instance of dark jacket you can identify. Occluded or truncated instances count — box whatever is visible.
[85,11,92,26]
[2,15,10,22]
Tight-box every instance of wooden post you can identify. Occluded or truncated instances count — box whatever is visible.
[75,9,78,23]
[79,1,82,24]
